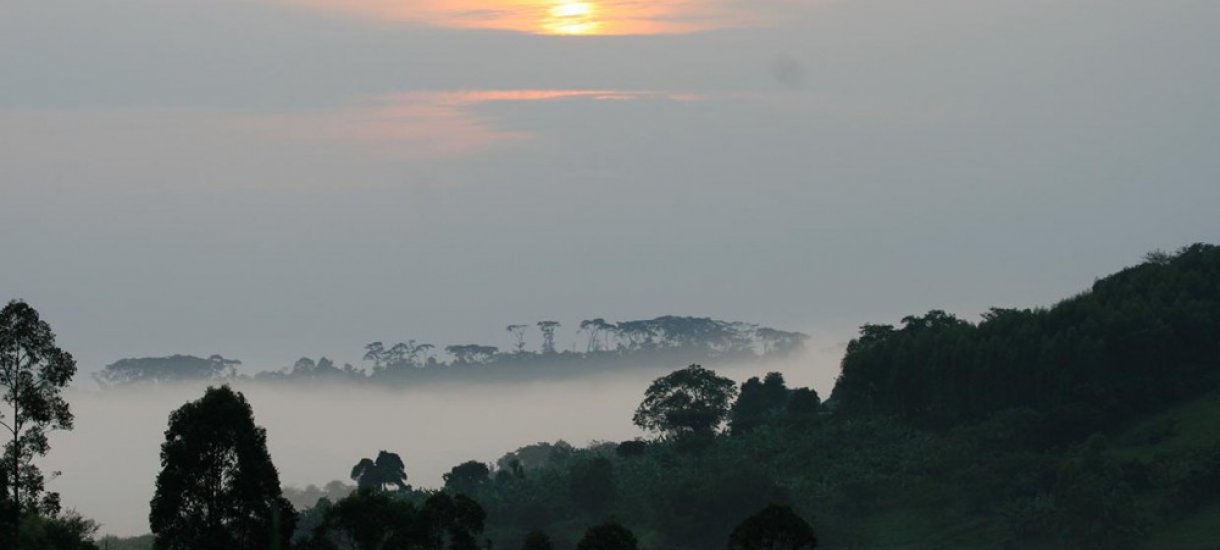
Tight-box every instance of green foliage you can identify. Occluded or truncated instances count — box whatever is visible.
[727,504,817,550]
[569,458,615,515]
[576,521,638,550]
[149,385,296,550]
[833,244,1220,433]
[614,440,647,458]
[0,511,99,550]
[633,364,738,437]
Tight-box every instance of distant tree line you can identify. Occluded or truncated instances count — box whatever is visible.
[94,316,808,387]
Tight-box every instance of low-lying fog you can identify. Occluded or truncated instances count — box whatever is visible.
[45,351,841,537]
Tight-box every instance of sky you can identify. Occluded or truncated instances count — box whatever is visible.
[2,0,1219,376]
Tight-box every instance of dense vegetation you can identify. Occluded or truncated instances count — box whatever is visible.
[94,316,808,387]
[11,243,1220,548]
[281,244,1220,549]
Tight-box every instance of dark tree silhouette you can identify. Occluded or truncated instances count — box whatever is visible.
[727,504,817,550]
[421,492,486,550]
[521,529,554,550]
[0,300,77,548]
[730,372,791,435]
[149,385,296,550]
[443,461,491,494]
[633,364,738,437]
[310,487,417,550]
[786,388,820,418]
[576,521,638,550]
[350,450,409,492]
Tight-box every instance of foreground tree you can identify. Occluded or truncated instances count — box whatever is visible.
[576,521,638,550]
[633,364,738,438]
[350,451,409,492]
[150,386,296,550]
[0,300,77,548]
[727,504,817,550]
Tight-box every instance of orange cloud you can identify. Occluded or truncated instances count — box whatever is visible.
[235,89,702,160]
[274,0,766,35]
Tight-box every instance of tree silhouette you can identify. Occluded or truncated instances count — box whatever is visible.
[505,325,529,354]
[420,492,486,550]
[350,450,409,492]
[310,487,417,550]
[730,372,791,435]
[576,521,638,550]
[149,385,296,549]
[578,319,614,352]
[443,461,490,494]
[633,364,738,437]
[0,300,77,549]
[727,504,817,549]
[363,342,386,372]
[536,322,561,354]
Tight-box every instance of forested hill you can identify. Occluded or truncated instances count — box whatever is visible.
[96,244,1220,549]
[382,244,1220,549]
[832,243,1220,436]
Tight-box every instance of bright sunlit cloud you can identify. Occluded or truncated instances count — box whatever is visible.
[275,0,770,35]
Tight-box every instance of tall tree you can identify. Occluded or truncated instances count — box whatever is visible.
[149,385,296,550]
[0,300,77,549]
[505,325,529,354]
[350,451,409,492]
[536,322,561,354]
[633,364,738,438]
[578,319,614,353]
[363,342,386,372]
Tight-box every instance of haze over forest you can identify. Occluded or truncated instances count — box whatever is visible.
[2,0,1219,548]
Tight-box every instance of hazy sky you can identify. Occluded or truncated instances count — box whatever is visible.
[2,0,1218,375]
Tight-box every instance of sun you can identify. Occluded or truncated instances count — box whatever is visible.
[544,0,600,35]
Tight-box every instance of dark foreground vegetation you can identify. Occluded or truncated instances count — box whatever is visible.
[6,243,1220,549]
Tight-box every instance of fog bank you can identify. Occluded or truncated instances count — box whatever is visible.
[45,351,839,537]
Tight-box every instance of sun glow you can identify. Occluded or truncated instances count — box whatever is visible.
[544,0,599,35]
[279,0,765,35]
